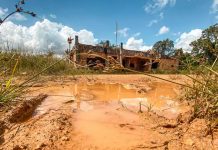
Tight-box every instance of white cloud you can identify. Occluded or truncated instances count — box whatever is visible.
[158,26,170,35]
[147,12,164,27]
[0,7,8,18]
[117,27,129,37]
[0,19,97,54]
[173,31,181,36]
[124,37,152,51]
[145,0,176,13]
[159,12,164,19]
[175,29,202,52]
[148,20,158,27]
[212,0,218,13]
[133,32,141,37]
[50,14,57,19]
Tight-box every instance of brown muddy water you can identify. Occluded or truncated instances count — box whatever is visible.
[33,82,181,119]
[30,82,184,149]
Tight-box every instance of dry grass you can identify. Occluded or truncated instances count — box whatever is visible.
[181,58,218,127]
[0,55,23,105]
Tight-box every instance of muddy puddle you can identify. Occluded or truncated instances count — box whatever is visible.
[33,82,182,119]
[28,82,186,149]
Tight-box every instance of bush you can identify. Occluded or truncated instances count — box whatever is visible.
[181,59,218,126]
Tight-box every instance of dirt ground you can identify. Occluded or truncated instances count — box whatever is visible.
[0,74,217,150]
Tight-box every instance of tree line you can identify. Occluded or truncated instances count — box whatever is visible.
[152,24,218,66]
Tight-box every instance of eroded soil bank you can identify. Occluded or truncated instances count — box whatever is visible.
[0,75,217,150]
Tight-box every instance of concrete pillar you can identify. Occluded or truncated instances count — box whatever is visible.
[75,35,79,46]
[149,59,152,71]
[75,35,79,64]
[120,43,123,65]
[73,35,79,68]
[104,40,110,67]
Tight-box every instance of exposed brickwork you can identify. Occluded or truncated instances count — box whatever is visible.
[70,36,179,72]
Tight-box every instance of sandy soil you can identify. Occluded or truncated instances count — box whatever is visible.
[0,75,217,150]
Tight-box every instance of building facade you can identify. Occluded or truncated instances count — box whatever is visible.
[69,36,178,72]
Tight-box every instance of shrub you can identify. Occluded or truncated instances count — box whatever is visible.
[181,58,218,127]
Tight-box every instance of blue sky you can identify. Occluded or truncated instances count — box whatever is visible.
[0,0,218,53]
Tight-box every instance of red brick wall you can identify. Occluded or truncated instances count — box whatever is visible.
[158,59,179,71]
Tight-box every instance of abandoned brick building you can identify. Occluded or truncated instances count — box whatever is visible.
[69,36,178,72]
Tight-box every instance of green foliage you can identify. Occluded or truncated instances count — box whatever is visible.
[174,48,184,58]
[0,55,23,105]
[190,24,218,64]
[177,27,218,123]
[152,39,175,57]
[181,57,218,126]
[178,53,200,71]
[184,68,218,122]
[0,52,91,75]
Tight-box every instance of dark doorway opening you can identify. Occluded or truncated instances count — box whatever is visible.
[152,60,159,69]
[138,59,146,71]
[122,58,129,68]
[130,63,135,68]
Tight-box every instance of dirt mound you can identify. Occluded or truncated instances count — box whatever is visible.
[7,94,48,123]
[0,106,74,150]
[140,111,216,150]
[181,119,214,149]
[0,94,48,147]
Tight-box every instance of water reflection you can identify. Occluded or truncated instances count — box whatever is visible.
[34,82,180,119]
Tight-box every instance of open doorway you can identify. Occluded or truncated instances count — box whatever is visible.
[151,60,159,69]
[138,59,146,71]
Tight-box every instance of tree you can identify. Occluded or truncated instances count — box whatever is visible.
[190,24,218,64]
[0,0,36,26]
[152,39,175,57]
[174,48,184,58]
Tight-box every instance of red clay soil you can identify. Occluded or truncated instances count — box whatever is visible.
[0,75,217,150]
